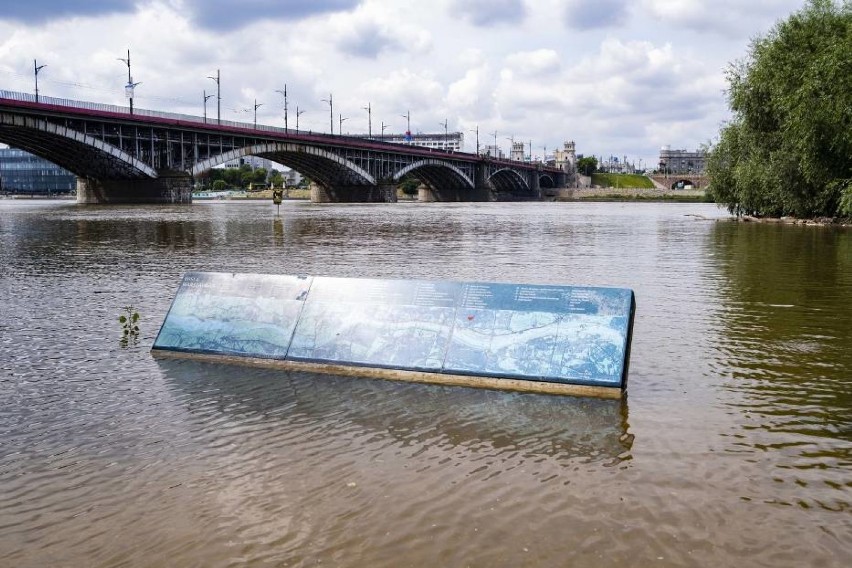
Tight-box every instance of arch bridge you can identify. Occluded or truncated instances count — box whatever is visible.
[0,91,567,204]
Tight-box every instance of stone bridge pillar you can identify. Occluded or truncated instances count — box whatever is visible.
[76,172,193,204]
[529,170,542,200]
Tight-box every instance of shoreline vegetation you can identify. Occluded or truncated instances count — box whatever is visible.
[705,1,851,221]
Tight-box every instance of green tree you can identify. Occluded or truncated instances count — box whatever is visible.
[707,0,851,218]
[398,175,420,196]
[269,170,284,187]
[576,156,597,176]
[212,179,227,191]
[252,168,268,184]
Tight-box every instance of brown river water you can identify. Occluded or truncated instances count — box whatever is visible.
[0,200,849,567]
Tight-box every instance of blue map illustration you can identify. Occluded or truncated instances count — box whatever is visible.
[153,274,635,388]
[153,272,311,358]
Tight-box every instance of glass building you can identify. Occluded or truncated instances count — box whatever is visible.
[0,148,76,194]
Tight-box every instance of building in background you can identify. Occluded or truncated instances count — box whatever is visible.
[482,144,504,159]
[510,141,525,161]
[658,146,706,174]
[554,141,577,173]
[372,132,464,152]
[221,155,275,170]
[0,148,76,194]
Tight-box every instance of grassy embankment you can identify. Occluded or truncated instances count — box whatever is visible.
[577,173,711,202]
[590,173,656,189]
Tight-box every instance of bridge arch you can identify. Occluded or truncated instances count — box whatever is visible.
[191,142,375,187]
[0,112,156,178]
[671,178,698,190]
[488,167,530,194]
[539,174,555,189]
[392,159,475,190]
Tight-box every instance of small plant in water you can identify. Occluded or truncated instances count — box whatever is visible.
[119,306,140,347]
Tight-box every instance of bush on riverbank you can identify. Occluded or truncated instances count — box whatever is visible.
[707,0,851,219]
[590,173,655,189]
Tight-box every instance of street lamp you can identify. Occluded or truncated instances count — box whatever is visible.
[439,119,448,150]
[33,59,46,103]
[275,85,288,130]
[362,102,372,138]
[401,110,411,141]
[207,69,221,124]
[505,136,515,160]
[468,126,480,155]
[253,99,263,129]
[203,90,213,123]
[321,93,333,134]
[295,106,305,133]
[339,114,348,135]
[117,49,140,115]
[381,121,389,141]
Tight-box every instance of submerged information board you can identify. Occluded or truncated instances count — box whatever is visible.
[153,273,635,392]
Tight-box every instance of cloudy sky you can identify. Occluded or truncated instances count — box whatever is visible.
[0,0,805,167]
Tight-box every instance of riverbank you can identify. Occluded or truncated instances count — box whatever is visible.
[552,187,709,202]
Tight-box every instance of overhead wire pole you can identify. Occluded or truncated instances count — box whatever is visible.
[363,102,372,138]
[381,121,389,141]
[275,86,288,131]
[321,93,333,134]
[339,114,348,135]
[207,69,221,124]
[33,59,46,103]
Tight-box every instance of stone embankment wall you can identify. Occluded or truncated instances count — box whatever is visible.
[554,187,707,200]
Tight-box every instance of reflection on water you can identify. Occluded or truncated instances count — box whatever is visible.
[708,222,851,513]
[158,358,633,465]
[1,200,850,567]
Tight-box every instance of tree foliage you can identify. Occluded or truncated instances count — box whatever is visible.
[707,0,851,218]
[576,156,598,176]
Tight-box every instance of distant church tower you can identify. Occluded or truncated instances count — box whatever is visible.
[555,141,576,173]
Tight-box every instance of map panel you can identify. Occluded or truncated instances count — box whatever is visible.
[443,283,634,386]
[153,272,312,358]
[287,277,462,371]
[153,273,635,390]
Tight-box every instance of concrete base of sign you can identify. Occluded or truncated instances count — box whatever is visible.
[152,349,624,399]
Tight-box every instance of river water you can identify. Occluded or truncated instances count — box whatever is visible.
[0,199,849,567]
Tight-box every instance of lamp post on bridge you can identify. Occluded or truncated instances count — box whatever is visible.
[295,106,305,133]
[203,90,213,123]
[321,93,333,134]
[439,119,448,151]
[363,102,372,138]
[505,136,514,160]
[253,99,263,129]
[275,86,288,131]
[339,114,348,135]
[117,49,140,115]
[490,130,497,158]
[401,110,411,142]
[207,69,221,125]
[381,121,389,141]
[33,60,46,103]
[468,126,480,155]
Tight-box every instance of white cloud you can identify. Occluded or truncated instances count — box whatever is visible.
[0,0,808,165]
